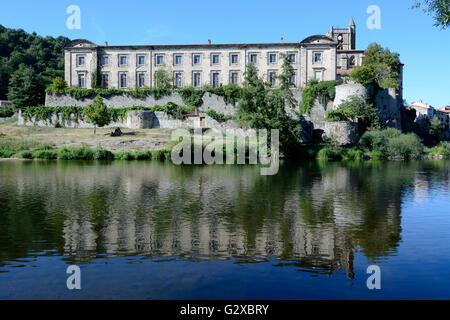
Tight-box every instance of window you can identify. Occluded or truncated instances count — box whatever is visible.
[289,74,295,86]
[156,55,164,65]
[269,53,277,64]
[230,54,238,64]
[138,55,146,65]
[78,73,85,88]
[119,72,128,88]
[193,54,201,65]
[313,52,322,64]
[174,55,182,65]
[314,70,323,81]
[212,54,220,64]
[211,72,220,88]
[193,72,201,87]
[268,71,277,85]
[349,55,355,67]
[230,72,238,84]
[119,55,128,66]
[138,73,145,87]
[174,72,183,87]
[100,56,109,65]
[288,53,296,63]
[249,54,257,64]
[101,73,109,89]
[77,56,85,66]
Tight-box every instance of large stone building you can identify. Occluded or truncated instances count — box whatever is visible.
[64,19,364,90]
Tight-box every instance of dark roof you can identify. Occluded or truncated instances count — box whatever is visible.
[300,35,336,44]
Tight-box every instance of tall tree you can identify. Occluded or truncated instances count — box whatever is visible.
[7,64,45,109]
[413,0,450,29]
[0,24,70,100]
[278,53,297,110]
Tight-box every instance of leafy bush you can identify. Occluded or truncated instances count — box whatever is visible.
[326,108,356,121]
[0,106,14,117]
[0,149,14,158]
[114,152,135,160]
[57,147,94,160]
[387,133,424,159]
[17,150,33,159]
[94,149,115,160]
[359,128,423,159]
[300,80,339,115]
[205,84,242,105]
[425,141,450,157]
[206,110,232,123]
[46,77,68,95]
[177,86,205,108]
[32,150,58,159]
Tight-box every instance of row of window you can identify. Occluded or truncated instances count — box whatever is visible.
[77,70,296,89]
[77,52,322,68]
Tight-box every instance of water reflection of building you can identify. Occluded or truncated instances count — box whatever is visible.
[6,161,405,277]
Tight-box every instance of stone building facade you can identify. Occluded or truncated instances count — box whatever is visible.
[64,19,363,90]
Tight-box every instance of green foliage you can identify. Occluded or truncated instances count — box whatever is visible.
[57,147,94,160]
[7,64,45,109]
[430,115,444,142]
[327,95,381,134]
[326,108,357,121]
[0,25,70,100]
[206,110,232,123]
[413,0,450,29]
[177,86,205,108]
[359,128,424,159]
[46,77,68,95]
[300,79,339,115]
[350,43,401,89]
[316,148,364,161]
[17,150,33,159]
[0,106,14,117]
[236,63,302,156]
[94,149,115,160]
[205,83,242,105]
[278,53,297,110]
[83,96,111,133]
[154,68,173,89]
[425,141,450,156]
[32,150,58,159]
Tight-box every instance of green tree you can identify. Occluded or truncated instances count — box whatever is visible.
[350,43,401,89]
[7,64,45,109]
[430,115,444,142]
[46,77,68,94]
[278,53,297,110]
[83,96,111,134]
[0,24,70,100]
[154,67,173,89]
[413,0,450,29]
[236,63,301,156]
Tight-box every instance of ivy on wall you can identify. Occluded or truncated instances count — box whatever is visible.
[299,79,340,115]
[22,103,194,125]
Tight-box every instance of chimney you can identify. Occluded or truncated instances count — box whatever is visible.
[281,37,284,44]
[105,41,108,46]
[208,39,211,45]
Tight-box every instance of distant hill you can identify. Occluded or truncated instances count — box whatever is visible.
[0,25,71,100]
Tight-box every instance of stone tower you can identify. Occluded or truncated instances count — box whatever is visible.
[327,18,356,50]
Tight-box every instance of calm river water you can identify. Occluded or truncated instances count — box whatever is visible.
[0,160,449,299]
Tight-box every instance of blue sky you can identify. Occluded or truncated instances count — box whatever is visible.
[2,0,449,107]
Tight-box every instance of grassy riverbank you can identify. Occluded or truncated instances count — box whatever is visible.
[1,118,449,162]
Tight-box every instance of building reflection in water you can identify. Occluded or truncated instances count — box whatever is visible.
[4,160,446,278]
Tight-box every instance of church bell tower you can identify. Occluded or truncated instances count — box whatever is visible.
[327,18,356,50]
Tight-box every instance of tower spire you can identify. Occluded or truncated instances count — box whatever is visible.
[349,17,355,27]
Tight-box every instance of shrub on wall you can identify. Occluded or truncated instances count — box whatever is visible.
[177,86,205,108]
[206,110,232,123]
[300,79,340,115]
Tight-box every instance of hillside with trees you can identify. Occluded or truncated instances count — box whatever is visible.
[0,24,70,105]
